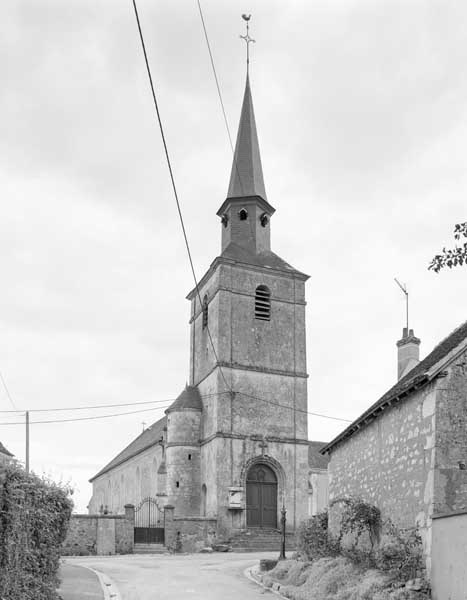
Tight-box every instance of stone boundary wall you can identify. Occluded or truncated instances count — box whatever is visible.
[164,505,217,552]
[62,504,134,556]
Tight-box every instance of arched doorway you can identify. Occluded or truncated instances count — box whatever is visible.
[246,463,277,528]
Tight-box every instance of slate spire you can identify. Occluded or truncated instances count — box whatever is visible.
[226,74,267,202]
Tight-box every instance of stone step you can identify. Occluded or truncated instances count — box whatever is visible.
[229,530,296,552]
[134,543,168,555]
[232,547,296,553]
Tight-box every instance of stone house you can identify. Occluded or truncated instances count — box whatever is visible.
[0,442,14,466]
[321,321,467,578]
[88,73,329,544]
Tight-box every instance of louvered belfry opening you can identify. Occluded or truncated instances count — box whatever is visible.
[255,285,271,321]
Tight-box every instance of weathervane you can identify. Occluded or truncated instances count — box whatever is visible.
[394,278,409,333]
[240,14,255,73]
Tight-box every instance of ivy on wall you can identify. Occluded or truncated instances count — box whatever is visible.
[298,497,425,582]
[0,464,73,600]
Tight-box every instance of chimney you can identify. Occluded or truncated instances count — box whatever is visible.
[396,328,421,380]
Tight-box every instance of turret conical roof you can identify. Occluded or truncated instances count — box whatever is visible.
[227,75,267,201]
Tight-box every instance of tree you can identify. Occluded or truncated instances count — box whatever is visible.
[429,222,467,273]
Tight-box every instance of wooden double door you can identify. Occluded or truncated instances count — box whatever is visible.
[246,464,277,528]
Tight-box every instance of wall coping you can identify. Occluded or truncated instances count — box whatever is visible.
[173,516,218,523]
[432,508,467,520]
[71,513,126,520]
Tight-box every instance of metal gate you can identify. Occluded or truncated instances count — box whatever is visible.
[134,497,165,544]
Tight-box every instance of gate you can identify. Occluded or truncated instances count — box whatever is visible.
[134,497,165,544]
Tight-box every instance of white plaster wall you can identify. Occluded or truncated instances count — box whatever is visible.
[88,443,164,514]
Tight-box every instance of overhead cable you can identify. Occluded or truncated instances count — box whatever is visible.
[130,0,231,394]
[0,370,18,410]
[0,405,170,426]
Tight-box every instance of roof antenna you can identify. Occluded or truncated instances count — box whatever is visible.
[394,278,409,333]
[240,14,255,75]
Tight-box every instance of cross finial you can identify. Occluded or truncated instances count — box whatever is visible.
[240,14,255,74]
[258,437,268,456]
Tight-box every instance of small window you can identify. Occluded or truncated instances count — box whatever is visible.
[221,213,229,228]
[202,295,208,329]
[255,285,271,321]
[188,454,192,460]
[176,481,180,488]
[260,213,269,227]
[239,208,248,221]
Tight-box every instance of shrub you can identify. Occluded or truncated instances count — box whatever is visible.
[376,520,424,580]
[0,464,73,600]
[296,511,338,561]
[330,497,382,567]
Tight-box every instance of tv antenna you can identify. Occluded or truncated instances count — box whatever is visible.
[394,278,409,332]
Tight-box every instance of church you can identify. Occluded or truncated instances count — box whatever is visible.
[88,71,328,543]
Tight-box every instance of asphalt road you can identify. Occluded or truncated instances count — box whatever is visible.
[64,551,278,600]
[58,563,104,600]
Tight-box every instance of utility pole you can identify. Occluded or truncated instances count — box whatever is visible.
[25,410,30,474]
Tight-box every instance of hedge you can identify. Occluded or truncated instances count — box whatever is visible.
[0,464,73,600]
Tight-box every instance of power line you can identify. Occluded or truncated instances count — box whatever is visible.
[0,391,229,414]
[0,390,351,425]
[0,370,18,410]
[131,0,231,394]
[196,0,245,197]
[237,392,353,423]
[196,0,235,154]
[0,405,170,426]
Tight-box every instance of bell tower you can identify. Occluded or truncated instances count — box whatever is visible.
[186,23,310,537]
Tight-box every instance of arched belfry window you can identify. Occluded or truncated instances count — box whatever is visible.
[255,285,271,321]
[239,208,248,221]
[202,294,208,329]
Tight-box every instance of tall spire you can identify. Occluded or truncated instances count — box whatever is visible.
[227,75,267,201]
[226,17,267,202]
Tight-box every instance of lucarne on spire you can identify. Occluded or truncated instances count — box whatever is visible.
[226,16,267,202]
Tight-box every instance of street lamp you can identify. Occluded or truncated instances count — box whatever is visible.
[279,502,287,560]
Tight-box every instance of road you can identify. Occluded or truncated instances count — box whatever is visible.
[63,551,277,600]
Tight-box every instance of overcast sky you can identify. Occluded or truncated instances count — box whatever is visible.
[1,0,466,512]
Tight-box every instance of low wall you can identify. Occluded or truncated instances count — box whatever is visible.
[62,504,134,556]
[164,506,217,553]
[431,510,467,600]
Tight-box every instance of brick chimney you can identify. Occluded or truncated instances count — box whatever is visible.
[396,328,420,380]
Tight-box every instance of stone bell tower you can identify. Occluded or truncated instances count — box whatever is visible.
[186,71,310,538]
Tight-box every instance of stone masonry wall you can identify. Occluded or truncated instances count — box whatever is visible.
[328,380,438,566]
[62,516,99,555]
[62,508,134,556]
[434,347,467,515]
[164,506,217,553]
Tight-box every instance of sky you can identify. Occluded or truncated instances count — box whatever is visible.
[1,0,466,512]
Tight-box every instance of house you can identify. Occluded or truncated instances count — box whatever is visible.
[0,441,14,466]
[321,321,467,590]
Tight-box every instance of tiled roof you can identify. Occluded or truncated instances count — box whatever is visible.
[89,416,166,482]
[321,320,467,455]
[308,441,329,470]
[0,441,13,457]
[166,386,202,413]
[221,242,309,279]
